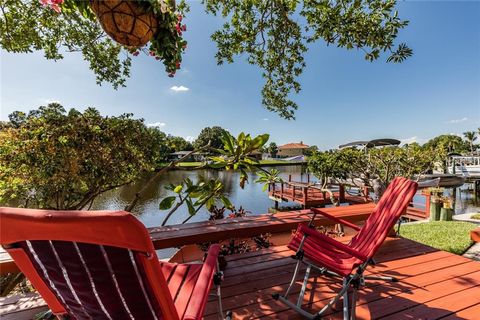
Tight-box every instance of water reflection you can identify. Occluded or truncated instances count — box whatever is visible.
[92,165,480,227]
[92,165,311,227]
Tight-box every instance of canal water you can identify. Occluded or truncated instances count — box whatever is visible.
[92,165,312,227]
[92,165,480,228]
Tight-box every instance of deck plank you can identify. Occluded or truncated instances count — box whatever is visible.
[203,237,480,320]
[2,236,478,319]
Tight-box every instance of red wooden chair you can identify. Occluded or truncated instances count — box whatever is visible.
[0,208,228,320]
[273,177,418,319]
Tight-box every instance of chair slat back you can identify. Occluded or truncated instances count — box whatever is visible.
[18,240,163,320]
[0,208,178,320]
[350,177,418,258]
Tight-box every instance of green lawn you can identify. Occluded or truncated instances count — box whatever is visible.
[399,221,477,255]
[258,159,290,165]
[470,213,480,220]
[176,162,203,167]
[175,159,301,168]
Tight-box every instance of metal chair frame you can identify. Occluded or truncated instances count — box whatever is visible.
[273,232,398,320]
[272,177,418,320]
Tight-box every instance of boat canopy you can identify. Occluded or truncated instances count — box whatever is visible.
[339,138,401,149]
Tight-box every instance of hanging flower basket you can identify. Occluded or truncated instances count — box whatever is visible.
[40,0,187,76]
[90,0,158,47]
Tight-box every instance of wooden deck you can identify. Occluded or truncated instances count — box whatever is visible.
[204,237,480,319]
[3,237,479,319]
[1,203,479,319]
[0,203,427,275]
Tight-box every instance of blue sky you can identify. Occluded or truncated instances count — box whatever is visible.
[1,1,479,149]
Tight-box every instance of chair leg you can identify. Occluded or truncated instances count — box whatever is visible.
[297,265,311,307]
[284,259,302,298]
[342,278,349,320]
[312,276,352,318]
[216,284,224,320]
[320,268,342,279]
[363,274,398,282]
[350,285,357,320]
[274,274,354,320]
[214,263,231,320]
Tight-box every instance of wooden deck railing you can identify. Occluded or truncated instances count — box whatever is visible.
[0,203,377,275]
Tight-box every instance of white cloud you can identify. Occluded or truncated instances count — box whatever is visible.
[446,117,468,124]
[185,136,195,142]
[263,118,269,121]
[400,136,428,145]
[170,85,190,92]
[147,122,166,128]
[39,98,60,104]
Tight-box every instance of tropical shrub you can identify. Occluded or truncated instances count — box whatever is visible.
[0,103,164,209]
[308,144,436,200]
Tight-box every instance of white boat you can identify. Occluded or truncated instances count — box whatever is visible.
[446,155,480,177]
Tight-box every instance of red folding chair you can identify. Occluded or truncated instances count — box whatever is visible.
[0,208,229,320]
[273,177,418,319]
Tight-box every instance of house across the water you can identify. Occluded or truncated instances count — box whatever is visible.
[278,141,309,158]
[168,151,205,162]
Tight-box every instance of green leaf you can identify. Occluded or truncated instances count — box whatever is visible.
[173,185,183,193]
[186,198,196,216]
[159,196,176,210]
[220,195,233,209]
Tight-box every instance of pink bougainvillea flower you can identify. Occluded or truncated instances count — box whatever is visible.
[181,24,187,32]
[228,213,236,219]
[175,24,182,33]
[168,72,175,78]
[39,0,63,12]
[149,51,155,56]
[132,51,140,56]
[50,3,61,12]
[182,44,187,50]
[155,57,160,60]
[177,15,183,22]
[175,62,180,69]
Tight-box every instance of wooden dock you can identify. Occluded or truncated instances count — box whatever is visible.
[204,237,480,319]
[268,181,368,208]
[267,182,428,221]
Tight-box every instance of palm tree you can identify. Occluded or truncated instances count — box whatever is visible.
[268,142,278,158]
[463,131,477,154]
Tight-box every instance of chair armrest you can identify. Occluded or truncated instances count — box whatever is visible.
[297,224,368,261]
[183,244,221,320]
[311,208,361,231]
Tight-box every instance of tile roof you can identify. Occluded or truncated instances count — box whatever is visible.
[279,142,310,149]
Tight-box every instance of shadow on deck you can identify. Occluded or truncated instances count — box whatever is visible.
[205,237,480,319]
[1,205,476,319]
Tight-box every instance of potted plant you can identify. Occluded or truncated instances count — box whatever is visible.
[440,196,454,221]
[40,0,187,77]
[427,187,443,221]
